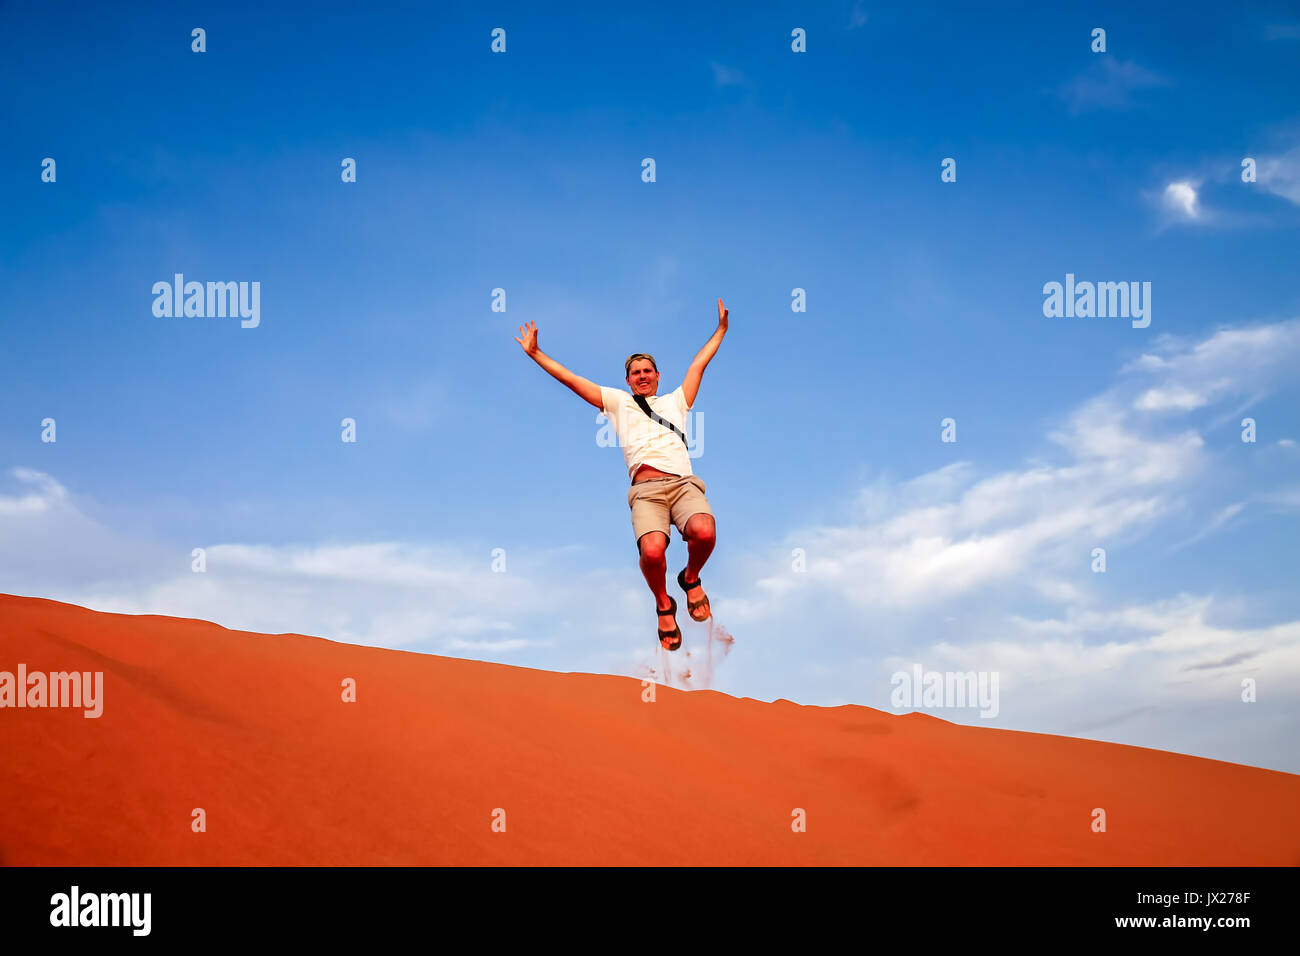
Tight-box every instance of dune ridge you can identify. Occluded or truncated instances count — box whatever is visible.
[2,592,1296,866]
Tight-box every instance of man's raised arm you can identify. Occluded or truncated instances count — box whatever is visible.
[682,297,729,408]
[514,320,604,410]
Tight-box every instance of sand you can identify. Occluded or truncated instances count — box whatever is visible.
[2,592,1296,865]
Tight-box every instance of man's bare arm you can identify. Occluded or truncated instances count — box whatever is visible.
[514,320,604,410]
[682,298,729,408]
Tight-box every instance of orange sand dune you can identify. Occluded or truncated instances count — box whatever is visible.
[2,592,1297,866]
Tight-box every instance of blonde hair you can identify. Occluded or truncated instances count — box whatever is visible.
[624,353,658,378]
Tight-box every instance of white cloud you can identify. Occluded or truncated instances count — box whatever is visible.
[1134,384,1209,411]
[0,467,175,587]
[1162,180,1202,220]
[1130,353,1168,370]
[1122,319,1300,409]
[963,592,1300,731]
[738,393,1204,616]
[1256,145,1300,205]
[730,319,1300,624]
[0,467,644,659]
[0,467,68,515]
[854,589,1300,770]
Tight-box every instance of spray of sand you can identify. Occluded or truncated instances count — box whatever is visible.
[636,616,735,690]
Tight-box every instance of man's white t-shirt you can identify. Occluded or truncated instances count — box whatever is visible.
[599,385,693,481]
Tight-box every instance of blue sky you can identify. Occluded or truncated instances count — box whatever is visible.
[3,1,1299,772]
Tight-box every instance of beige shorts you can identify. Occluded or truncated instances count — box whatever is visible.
[628,474,713,546]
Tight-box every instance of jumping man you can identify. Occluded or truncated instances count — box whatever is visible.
[514,298,728,650]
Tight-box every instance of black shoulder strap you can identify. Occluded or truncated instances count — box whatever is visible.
[632,394,689,446]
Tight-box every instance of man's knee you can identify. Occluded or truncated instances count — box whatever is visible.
[638,531,669,561]
[685,514,715,543]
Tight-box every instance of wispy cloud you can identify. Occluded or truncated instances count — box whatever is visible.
[736,394,1197,612]
[710,61,745,86]
[0,467,640,657]
[1059,57,1173,112]
[1256,145,1300,205]
[1206,501,1246,530]
[380,377,453,431]
[1123,320,1300,411]
[0,467,68,515]
[724,317,1300,616]
[446,637,553,652]
[1259,485,1300,512]
[1264,23,1300,40]
[869,590,1300,770]
[1164,500,1247,552]
[849,2,868,29]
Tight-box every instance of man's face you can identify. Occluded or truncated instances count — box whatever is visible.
[627,359,659,397]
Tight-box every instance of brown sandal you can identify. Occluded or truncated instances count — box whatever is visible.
[657,595,682,651]
[677,569,711,622]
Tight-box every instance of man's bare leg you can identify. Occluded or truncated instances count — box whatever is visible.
[682,514,716,579]
[637,531,676,634]
[680,513,716,619]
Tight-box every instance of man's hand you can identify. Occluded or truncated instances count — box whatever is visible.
[514,320,539,357]
[717,297,729,332]
[516,321,602,409]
